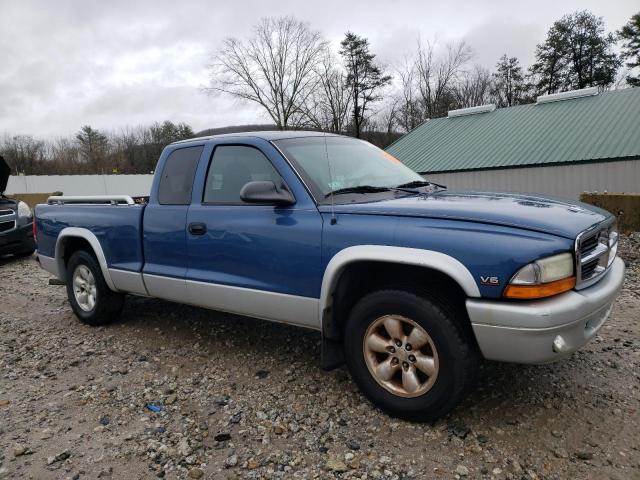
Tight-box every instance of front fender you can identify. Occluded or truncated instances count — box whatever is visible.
[319,245,480,325]
[317,244,480,370]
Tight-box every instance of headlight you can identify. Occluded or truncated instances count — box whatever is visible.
[17,201,32,218]
[504,252,575,299]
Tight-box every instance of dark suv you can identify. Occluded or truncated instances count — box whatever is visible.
[0,156,36,258]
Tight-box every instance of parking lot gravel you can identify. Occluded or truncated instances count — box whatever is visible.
[1,234,639,479]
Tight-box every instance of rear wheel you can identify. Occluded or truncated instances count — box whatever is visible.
[343,289,478,421]
[65,250,124,326]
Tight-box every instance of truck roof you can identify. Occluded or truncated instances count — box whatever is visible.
[171,130,343,146]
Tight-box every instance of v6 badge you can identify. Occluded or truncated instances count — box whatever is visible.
[480,276,500,286]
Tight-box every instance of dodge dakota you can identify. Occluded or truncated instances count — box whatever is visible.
[34,131,625,420]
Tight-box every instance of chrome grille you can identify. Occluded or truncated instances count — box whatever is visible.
[0,220,16,232]
[581,258,599,279]
[0,208,14,218]
[575,220,617,289]
[579,235,598,256]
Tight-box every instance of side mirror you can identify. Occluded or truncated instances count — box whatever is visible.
[240,181,295,206]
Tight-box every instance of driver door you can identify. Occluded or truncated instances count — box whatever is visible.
[184,143,322,328]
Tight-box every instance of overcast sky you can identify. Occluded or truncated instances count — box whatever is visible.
[1,0,637,138]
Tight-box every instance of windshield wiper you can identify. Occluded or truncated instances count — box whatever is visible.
[324,185,390,197]
[396,180,447,190]
[324,182,444,199]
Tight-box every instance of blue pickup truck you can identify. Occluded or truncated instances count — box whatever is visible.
[34,131,625,420]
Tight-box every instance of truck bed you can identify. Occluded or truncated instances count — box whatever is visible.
[35,201,146,273]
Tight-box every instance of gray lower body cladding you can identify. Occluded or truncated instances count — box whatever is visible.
[466,257,625,364]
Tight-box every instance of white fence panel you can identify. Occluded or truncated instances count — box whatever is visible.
[5,175,154,197]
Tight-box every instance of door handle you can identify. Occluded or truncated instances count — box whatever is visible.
[188,222,207,235]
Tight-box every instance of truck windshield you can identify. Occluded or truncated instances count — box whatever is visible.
[273,136,424,201]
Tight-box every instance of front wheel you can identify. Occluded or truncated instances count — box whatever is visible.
[343,289,478,421]
[65,250,124,326]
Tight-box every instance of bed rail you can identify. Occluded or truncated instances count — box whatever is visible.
[47,195,136,205]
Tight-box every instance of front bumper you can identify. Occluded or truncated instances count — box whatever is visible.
[0,222,35,255]
[466,257,625,364]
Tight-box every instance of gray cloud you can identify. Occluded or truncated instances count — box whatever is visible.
[0,0,637,138]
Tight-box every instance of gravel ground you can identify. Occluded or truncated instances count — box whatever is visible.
[1,235,639,480]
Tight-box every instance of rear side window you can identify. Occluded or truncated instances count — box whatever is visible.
[158,146,203,205]
[203,145,282,204]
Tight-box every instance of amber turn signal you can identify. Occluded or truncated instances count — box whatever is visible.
[503,276,576,299]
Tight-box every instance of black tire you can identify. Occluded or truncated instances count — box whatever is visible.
[343,289,478,421]
[65,250,125,326]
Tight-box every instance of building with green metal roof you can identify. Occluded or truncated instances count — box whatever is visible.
[386,87,640,199]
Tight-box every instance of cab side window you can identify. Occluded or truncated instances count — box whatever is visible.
[158,146,203,205]
[203,145,283,204]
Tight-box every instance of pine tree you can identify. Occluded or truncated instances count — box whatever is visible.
[76,125,108,168]
[530,11,620,95]
[339,32,391,138]
[618,12,640,86]
[530,23,569,95]
[491,55,527,106]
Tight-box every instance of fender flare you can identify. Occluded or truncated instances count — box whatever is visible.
[319,245,480,326]
[55,227,117,291]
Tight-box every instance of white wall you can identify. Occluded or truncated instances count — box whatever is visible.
[423,159,640,200]
[5,174,154,197]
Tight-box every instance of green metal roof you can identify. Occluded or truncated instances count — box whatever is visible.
[386,87,640,173]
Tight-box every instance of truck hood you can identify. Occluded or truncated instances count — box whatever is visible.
[321,191,611,239]
[0,156,9,195]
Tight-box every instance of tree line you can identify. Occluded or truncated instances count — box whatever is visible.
[1,122,193,176]
[209,10,638,137]
[1,10,638,176]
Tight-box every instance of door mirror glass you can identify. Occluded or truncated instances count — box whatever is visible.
[240,181,295,206]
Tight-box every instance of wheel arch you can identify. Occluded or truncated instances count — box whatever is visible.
[55,227,117,291]
[319,246,480,369]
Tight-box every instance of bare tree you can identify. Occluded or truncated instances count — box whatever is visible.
[454,65,492,108]
[301,50,352,132]
[0,134,46,175]
[377,97,400,135]
[415,40,473,118]
[208,16,327,129]
[395,57,423,132]
[48,137,81,174]
[113,127,140,173]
